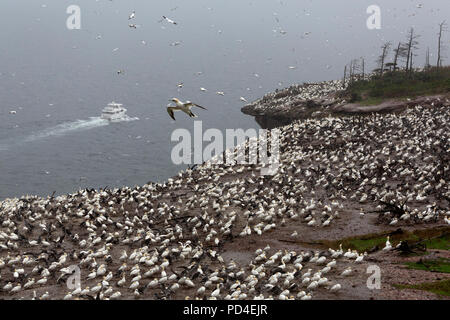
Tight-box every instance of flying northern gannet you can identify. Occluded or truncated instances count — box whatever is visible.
[128,11,135,20]
[162,16,178,25]
[166,98,206,120]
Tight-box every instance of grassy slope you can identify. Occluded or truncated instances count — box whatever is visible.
[393,280,450,297]
[324,228,450,253]
[344,67,450,105]
[404,258,450,273]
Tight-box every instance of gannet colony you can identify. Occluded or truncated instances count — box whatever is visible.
[0,82,449,300]
[241,80,347,121]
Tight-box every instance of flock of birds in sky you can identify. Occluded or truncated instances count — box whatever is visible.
[117,3,433,121]
[123,7,255,121]
[125,9,209,121]
[5,2,440,119]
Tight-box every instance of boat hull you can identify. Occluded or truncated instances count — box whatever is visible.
[101,111,127,121]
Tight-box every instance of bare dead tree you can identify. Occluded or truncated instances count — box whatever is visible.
[352,59,358,80]
[351,59,362,82]
[402,28,420,72]
[377,42,391,76]
[348,60,358,84]
[392,42,404,71]
[361,57,365,79]
[349,60,353,83]
[425,47,431,69]
[343,65,347,83]
[437,20,447,68]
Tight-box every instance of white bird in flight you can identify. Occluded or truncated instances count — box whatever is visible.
[162,16,177,25]
[167,98,207,120]
[128,11,135,20]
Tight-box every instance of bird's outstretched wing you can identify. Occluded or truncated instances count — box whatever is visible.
[186,102,207,110]
[162,16,177,25]
[167,107,176,120]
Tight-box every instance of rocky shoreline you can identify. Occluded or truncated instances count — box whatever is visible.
[241,79,449,128]
[241,80,344,128]
[0,86,449,300]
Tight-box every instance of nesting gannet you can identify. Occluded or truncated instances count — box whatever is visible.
[355,252,367,263]
[341,267,352,276]
[166,98,207,120]
[300,293,312,300]
[330,284,341,292]
[383,236,392,250]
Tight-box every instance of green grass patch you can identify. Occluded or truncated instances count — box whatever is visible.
[423,234,450,250]
[393,279,450,297]
[405,258,450,273]
[324,227,450,253]
[357,97,386,106]
[344,66,450,105]
[343,236,389,252]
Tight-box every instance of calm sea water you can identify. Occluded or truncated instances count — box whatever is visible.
[0,0,448,199]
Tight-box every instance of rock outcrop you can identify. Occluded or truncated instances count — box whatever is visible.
[241,80,346,128]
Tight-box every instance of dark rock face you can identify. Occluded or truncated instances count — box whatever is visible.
[241,80,346,128]
[252,115,294,130]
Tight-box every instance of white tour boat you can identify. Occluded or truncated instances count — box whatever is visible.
[101,102,127,121]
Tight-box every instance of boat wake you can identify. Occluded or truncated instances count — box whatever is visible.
[110,115,140,123]
[24,117,110,142]
[0,116,139,151]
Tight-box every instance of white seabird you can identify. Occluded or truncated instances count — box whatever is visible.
[166,98,206,120]
[162,16,177,25]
